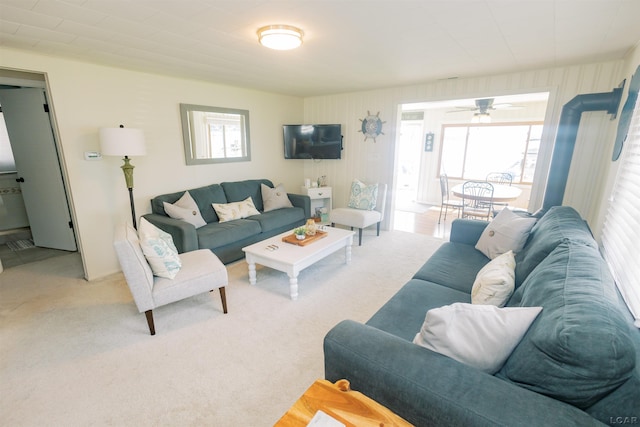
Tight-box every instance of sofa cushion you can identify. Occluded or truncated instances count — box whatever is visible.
[412,242,489,293]
[475,208,537,259]
[514,206,597,287]
[261,183,293,212]
[347,180,378,210]
[150,184,227,223]
[471,250,515,307]
[212,197,260,222]
[500,241,636,409]
[163,191,207,228]
[221,179,273,212]
[138,217,182,279]
[366,279,470,342]
[196,219,262,250]
[246,207,305,233]
[413,303,542,374]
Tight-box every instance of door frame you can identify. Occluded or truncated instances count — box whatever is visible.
[0,68,87,279]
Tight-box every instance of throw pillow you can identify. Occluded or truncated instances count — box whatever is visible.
[475,208,537,259]
[212,197,260,222]
[163,191,207,228]
[471,250,516,307]
[261,183,293,212]
[137,217,182,279]
[347,180,378,210]
[413,303,542,374]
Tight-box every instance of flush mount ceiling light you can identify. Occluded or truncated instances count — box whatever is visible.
[257,25,303,50]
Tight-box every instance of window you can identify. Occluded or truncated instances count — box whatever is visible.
[602,94,640,328]
[439,122,542,184]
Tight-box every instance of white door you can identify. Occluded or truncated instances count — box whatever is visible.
[0,88,77,251]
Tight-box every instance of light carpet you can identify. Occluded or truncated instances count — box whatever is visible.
[0,230,443,426]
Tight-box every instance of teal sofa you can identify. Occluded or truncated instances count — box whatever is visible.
[142,179,310,264]
[324,206,639,426]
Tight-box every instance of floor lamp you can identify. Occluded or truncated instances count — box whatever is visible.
[99,125,146,229]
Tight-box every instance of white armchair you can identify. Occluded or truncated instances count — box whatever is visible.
[113,224,228,335]
[330,183,387,246]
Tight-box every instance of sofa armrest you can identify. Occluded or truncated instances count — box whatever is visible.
[287,193,311,218]
[324,320,603,427]
[141,214,198,254]
[450,218,489,245]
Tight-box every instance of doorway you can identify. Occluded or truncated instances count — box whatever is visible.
[0,70,78,269]
[393,92,550,237]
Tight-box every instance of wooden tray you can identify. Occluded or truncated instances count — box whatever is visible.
[282,230,328,246]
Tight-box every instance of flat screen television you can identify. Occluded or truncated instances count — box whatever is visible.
[283,124,342,159]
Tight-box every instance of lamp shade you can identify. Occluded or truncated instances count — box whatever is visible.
[99,127,146,156]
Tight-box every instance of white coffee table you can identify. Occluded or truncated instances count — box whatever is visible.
[242,227,355,300]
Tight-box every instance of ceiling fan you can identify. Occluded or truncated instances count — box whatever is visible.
[447,98,522,123]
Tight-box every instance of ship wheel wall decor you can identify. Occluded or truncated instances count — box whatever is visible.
[359,111,385,142]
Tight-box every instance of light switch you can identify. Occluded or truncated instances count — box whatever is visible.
[84,151,102,161]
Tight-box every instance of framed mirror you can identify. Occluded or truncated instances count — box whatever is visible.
[180,103,251,165]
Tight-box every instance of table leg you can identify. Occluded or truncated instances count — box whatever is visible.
[288,273,299,301]
[247,260,257,285]
[345,238,352,264]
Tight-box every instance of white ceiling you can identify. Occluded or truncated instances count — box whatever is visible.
[1,0,639,97]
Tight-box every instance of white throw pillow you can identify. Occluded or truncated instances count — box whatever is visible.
[212,196,260,222]
[471,250,516,307]
[413,303,542,374]
[261,183,293,212]
[475,208,537,259]
[163,191,207,228]
[347,180,378,210]
[138,217,182,279]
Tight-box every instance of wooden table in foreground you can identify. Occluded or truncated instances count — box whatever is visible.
[274,379,413,427]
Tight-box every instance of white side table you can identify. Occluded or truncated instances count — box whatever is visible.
[300,186,332,224]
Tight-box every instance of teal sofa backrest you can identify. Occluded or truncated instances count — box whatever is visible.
[514,206,597,287]
[221,179,273,212]
[150,183,228,223]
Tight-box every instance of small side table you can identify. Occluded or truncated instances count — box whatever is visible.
[274,379,413,426]
[300,186,332,224]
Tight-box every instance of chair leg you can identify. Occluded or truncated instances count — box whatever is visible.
[219,287,228,314]
[438,204,444,224]
[145,310,155,336]
[376,222,381,236]
[358,228,363,246]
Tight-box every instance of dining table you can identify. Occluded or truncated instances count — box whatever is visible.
[451,183,522,203]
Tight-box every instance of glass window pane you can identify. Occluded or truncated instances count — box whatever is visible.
[441,127,466,177]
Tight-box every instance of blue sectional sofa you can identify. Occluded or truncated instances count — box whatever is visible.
[142,179,310,264]
[323,206,639,426]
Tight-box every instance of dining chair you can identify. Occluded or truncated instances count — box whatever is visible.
[461,181,494,221]
[486,172,513,186]
[438,174,464,224]
[486,172,513,213]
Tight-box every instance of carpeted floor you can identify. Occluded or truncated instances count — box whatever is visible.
[0,229,443,426]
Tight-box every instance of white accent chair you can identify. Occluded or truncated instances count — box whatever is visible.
[113,224,228,335]
[330,184,387,246]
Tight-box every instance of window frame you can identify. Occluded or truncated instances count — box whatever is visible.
[437,121,543,185]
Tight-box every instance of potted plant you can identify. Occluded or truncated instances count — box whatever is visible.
[293,227,307,240]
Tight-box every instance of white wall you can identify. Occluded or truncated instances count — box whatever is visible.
[0,47,304,280]
[304,61,626,231]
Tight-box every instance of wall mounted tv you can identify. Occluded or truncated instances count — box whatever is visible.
[283,124,343,159]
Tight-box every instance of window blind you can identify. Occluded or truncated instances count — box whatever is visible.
[602,95,640,328]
